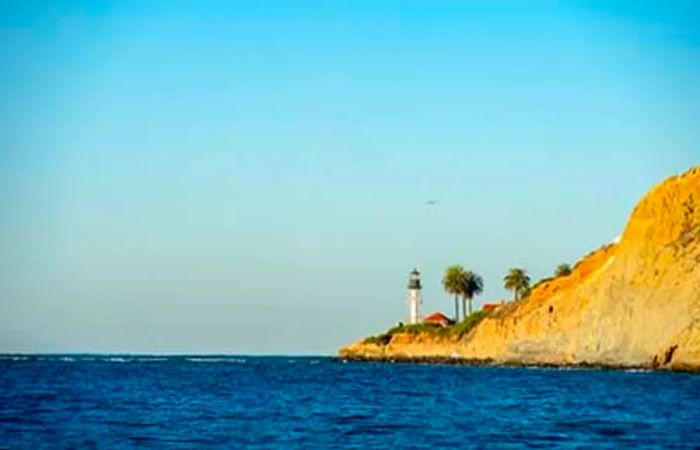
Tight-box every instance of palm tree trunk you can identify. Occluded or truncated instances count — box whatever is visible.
[454,295,459,322]
[468,297,473,316]
[461,297,466,321]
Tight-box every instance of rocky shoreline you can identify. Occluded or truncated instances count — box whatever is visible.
[334,355,700,373]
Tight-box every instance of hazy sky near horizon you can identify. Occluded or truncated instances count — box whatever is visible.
[1,0,698,354]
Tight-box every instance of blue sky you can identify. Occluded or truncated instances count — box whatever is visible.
[0,0,698,354]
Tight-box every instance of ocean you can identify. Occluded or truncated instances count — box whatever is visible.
[1,355,699,449]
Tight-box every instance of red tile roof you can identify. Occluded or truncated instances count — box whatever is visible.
[423,312,453,325]
[482,303,502,312]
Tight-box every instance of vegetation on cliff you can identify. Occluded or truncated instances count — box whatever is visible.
[363,310,492,346]
[554,263,572,277]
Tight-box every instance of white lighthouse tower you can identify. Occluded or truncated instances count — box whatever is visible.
[407,268,422,324]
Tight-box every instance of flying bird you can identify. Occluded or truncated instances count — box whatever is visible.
[425,200,438,206]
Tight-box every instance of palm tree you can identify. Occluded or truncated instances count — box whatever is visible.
[460,270,484,318]
[518,285,532,300]
[503,268,530,301]
[443,265,466,321]
[555,263,572,277]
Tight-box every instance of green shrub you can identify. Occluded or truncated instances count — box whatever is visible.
[362,311,492,346]
[387,323,442,335]
[363,333,392,346]
[555,263,572,277]
[449,310,490,338]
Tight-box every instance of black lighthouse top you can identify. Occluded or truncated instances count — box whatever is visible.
[408,268,421,290]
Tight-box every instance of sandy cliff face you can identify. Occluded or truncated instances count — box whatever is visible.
[341,167,700,370]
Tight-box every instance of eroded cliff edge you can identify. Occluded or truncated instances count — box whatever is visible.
[340,166,700,371]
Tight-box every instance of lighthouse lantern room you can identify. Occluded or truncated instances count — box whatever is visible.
[407,268,422,324]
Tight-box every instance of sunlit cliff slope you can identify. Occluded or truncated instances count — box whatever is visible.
[340,167,700,370]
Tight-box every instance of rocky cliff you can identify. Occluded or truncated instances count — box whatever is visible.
[340,166,700,370]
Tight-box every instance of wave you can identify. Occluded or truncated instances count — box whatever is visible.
[623,368,652,373]
[0,355,332,365]
[0,355,30,361]
[183,357,247,364]
[0,355,176,363]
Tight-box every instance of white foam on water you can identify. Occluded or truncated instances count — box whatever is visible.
[623,368,651,373]
[0,356,29,361]
[184,357,246,363]
[103,357,130,363]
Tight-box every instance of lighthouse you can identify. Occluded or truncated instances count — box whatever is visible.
[407,268,422,324]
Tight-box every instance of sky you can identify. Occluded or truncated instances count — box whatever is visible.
[0,0,698,354]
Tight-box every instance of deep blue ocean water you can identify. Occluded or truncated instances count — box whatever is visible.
[1,355,699,449]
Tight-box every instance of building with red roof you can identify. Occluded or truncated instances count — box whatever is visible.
[423,312,454,327]
[482,300,506,313]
